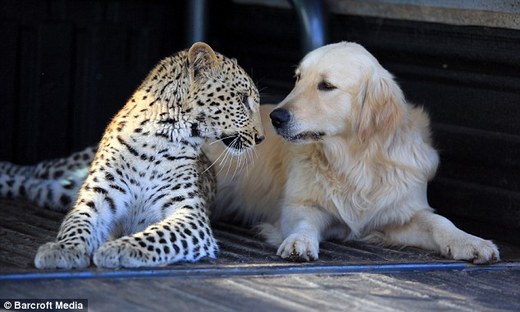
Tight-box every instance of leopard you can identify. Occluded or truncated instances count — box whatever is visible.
[0,42,265,269]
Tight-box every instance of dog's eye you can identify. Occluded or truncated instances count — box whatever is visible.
[318,81,336,91]
[294,73,301,82]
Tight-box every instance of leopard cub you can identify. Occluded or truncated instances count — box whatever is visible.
[33,42,264,269]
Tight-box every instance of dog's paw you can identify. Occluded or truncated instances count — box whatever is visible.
[34,242,90,269]
[443,235,500,264]
[277,233,319,262]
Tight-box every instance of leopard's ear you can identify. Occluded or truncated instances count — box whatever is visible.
[188,42,219,81]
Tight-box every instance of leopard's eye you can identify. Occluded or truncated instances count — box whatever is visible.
[241,94,251,110]
[317,80,336,91]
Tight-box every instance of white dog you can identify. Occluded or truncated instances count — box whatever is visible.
[206,42,499,264]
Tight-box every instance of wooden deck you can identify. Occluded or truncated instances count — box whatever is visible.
[1,199,519,311]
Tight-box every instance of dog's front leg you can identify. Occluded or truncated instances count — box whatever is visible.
[379,210,500,264]
[277,203,334,262]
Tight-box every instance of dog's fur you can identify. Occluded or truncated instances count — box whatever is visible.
[205,42,499,263]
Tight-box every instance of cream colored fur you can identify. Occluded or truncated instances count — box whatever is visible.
[205,42,499,264]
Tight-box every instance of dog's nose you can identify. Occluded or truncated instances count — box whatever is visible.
[270,108,291,128]
[255,134,265,144]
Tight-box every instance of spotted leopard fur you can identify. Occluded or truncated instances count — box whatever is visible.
[1,42,264,269]
[0,146,95,211]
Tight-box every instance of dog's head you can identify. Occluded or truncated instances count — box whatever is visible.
[270,42,406,144]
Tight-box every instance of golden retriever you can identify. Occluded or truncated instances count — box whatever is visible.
[205,42,499,264]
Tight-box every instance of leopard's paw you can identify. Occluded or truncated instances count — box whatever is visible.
[34,242,90,269]
[93,239,156,268]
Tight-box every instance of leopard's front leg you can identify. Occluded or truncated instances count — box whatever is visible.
[93,203,218,268]
[34,184,122,269]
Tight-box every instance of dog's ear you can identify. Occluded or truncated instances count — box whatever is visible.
[356,70,405,142]
[187,42,219,82]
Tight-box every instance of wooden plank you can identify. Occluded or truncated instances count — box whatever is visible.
[330,14,520,66]
[71,29,98,151]
[85,24,132,143]
[432,124,520,170]
[1,0,46,23]
[54,0,104,27]
[16,27,40,164]
[0,21,18,161]
[401,78,520,136]
[436,161,520,193]
[429,177,520,244]
[154,7,185,56]
[37,22,74,159]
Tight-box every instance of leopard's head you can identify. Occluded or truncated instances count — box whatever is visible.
[185,42,264,156]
